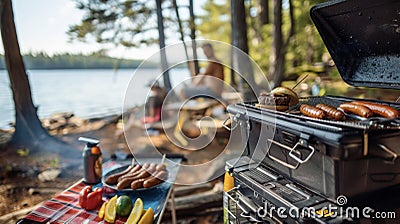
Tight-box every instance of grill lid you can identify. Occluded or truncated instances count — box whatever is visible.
[310,0,400,89]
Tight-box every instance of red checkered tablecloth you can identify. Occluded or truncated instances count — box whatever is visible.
[18,158,181,224]
[22,181,126,224]
[19,161,129,224]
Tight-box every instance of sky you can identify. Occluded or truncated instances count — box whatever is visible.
[0,0,205,60]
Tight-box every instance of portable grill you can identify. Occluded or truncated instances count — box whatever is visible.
[224,0,400,223]
[228,97,400,199]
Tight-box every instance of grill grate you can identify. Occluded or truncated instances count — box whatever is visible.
[240,168,275,184]
[271,184,306,203]
[295,96,345,108]
[242,96,400,131]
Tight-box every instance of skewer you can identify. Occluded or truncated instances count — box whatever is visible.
[161,153,166,165]
[396,96,400,103]
[291,74,309,90]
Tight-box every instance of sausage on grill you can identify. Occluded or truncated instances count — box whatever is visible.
[351,101,399,119]
[316,103,346,121]
[339,103,373,118]
[300,104,326,119]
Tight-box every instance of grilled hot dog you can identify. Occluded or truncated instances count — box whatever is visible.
[351,101,399,119]
[156,163,166,172]
[113,162,168,190]
[316,103,345,121]
[339,103,373,118]
[118,163,150,181]
[116,163,157,189]
[105,164,136,185]
[130,178,145,189]
[300,104,326,119]
[134,163,157,179]
[143,170,168,188]
[116,176,136,189]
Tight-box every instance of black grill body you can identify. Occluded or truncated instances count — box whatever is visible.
[224,0,400,223]
[228,98,400,199]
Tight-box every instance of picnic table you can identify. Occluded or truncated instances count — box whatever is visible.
[165,98,220,146]
[17,157,181,224]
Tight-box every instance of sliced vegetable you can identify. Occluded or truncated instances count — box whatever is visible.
[141,209,146,216]
[104,195,118,223]
[78,186,90,209]
[98,201,107,219]
[126,198,144,224]
[138,207,154,224]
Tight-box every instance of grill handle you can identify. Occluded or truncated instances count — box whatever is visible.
[289,140,315,164]
[266,139,315,169]
[377,144,398,164]
[266,139,301,169]
[222,114,240,131]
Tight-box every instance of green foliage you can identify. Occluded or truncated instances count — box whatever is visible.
[69,0,158,47]
[69,0,184,48]
[286,0,328,67]
[17,148,30,157]
[328,69,342,81]
[197,0,231,43]
[198,0,331,82]
[0,52,149,69]
[68,0,334,83]
[49,157,59,168]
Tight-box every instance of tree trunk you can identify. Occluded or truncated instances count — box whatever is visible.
[258,0,269,25]
[231,0,257,101]
[268,0,295,88]
[156,0,171,91]
[249,10,263,45]
[268,0,284,87]
[189,0,199,75]
[0,0,50,146]
[231,0,249,54]
[172,0,190,66]
[0,0,80,157]
[285,0,295,46]
[306,26,313,64]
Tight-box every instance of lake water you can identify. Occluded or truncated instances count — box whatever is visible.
[0,68,190,129]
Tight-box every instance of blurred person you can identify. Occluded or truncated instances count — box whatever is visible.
[181,43,224,99]
[114,80,165,138]
[142,80,165,124]
[311,77,326,96]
